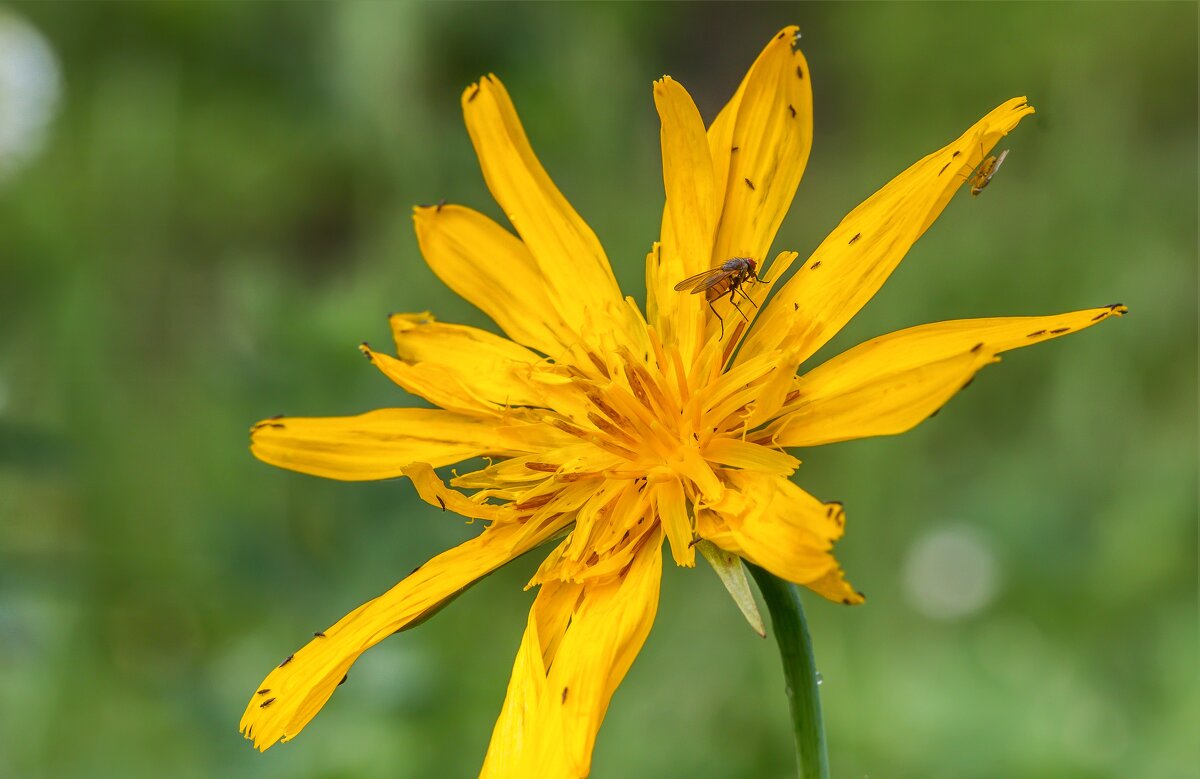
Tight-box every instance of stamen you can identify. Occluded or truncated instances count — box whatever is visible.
[584,389,633,430]
[514,493,555,510]
[586,412,639,449]
[586,351,611,379]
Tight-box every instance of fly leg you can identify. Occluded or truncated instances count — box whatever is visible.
[734,285,758,308]
[727,287,750,324]
[708,298,726,339]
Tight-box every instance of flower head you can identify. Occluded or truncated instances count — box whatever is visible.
[240,26,1124,776]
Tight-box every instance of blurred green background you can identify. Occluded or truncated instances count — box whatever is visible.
[1,2,1195,778]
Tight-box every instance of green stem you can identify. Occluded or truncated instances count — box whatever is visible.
[748,564,829,779]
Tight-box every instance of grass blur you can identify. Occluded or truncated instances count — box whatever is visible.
[0,3,1195,778]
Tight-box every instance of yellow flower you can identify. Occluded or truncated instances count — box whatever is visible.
[240,26,1124,776]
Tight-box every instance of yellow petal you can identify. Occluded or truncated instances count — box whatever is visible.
[655,478,695,567]
[250,408,564,481]
[648,77,717,362]
[742,97,1036,365]
[764,305,1126,448]
[481,531,663,779]
[400,463,507,521]
[696,471,861,604]
[480,579,578,779]
[360,345,497,415]
[709,27,813,267]
[413,204,571,356]
[462,76,629,343]
[240,517,568,751]
[362,313,545,412]
[702,437,799,477]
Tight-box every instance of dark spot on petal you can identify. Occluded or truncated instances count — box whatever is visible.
[339,675,349,686]
[952,150,961,158]
[1091,312,1107,321]
[467,84,480,102]
[810,261,821,270]
[796,64,804,80]
[1026,330,1047,338]
[256,688,271,696]
[793,303,799,311]
[279,654,293,668]
[788,104,796,118]
[776,31,786,39]
[744,177,756,191]
[1049,327,1071,334]
[436,496,447,511]
[971,342,983,353]
[562,686,570,703]
[313,632,326,638]
[260,697,276,709]
[841,597,852,605]
[961,377,975,390]
[848,233,861,245]
[939,162,951,175]
[731,145,740,153]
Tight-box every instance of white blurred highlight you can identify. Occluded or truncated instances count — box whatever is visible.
[0,10,60,179]
[902,524,1000,620]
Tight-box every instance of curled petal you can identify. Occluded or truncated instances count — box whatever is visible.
[697,471,861,604]
[361,314,545,412]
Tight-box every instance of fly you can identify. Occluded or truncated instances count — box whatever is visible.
[674,257,759,338]
[967,148,1009,196]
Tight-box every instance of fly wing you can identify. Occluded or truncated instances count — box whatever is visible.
[674,268,727,293]
[988,149,1010,179]
[704,276,733,302]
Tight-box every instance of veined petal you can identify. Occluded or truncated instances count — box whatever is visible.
[361,345,497,414]
[413,204,571,356]
[481,531,663,779]
[763,305,1127,448]
[379,313,545,409]
[696,471,861,604]
[709,27,813,267]
[240,518,568,752]
[250,408,566,481]
[742,97,1036,365]
[766,350,995,448]
[648,77,716,362]
[462,75,628,343]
